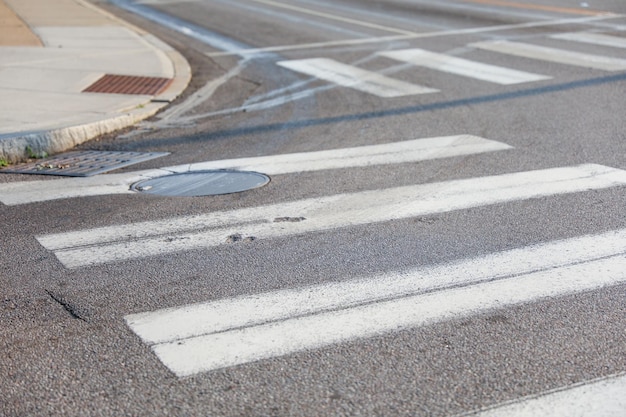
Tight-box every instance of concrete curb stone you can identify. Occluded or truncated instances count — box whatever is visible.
[0,0,191,164]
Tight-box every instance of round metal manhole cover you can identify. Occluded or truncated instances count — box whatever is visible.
[131,170,270,197]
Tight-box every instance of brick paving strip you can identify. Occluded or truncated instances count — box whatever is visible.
[0,0,42,46]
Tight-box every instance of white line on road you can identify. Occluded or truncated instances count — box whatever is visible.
[378,48,551,85]
[0,169,168,206]
[463,373,626,417]
[204,15,621,58]
[470,40,626,71]
[550,31,626,49]
[0,135,504,206]
[245,0,418,36]
[124,228,626,376]
[37,164,626,269]
[177,134,507,173]
[277,58,438,97]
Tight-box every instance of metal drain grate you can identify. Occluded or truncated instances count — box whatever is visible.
[83,74,173,95]
[0,150,169,177]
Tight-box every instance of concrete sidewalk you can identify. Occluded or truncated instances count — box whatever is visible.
[0,0,190,163]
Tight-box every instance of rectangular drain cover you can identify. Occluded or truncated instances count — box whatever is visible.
[0,150,169,177]
[83,74,173,95]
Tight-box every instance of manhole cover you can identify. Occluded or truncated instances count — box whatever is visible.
[0,150,169,177]
[131,170,270,197]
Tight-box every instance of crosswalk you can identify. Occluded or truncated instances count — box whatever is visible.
[4,129,626,391]
[3,4,625,413]
[277,31,626,96]
[99,143,625,379]
[3,18,626,380]
[3,30,626,395]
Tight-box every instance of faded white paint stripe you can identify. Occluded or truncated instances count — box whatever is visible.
[277,58,438,97]
[466,373,626,417]
[246,0,418,36]
[550,32,626,49]
[37,164,626,269]
[0,135,503,206]
[0,169,169,206]
[205,15,621,58]
[173,135,509,174]
[126,228,626,345]
[135,245,626,376]
[470,40,626,71]
[378,48,550,84]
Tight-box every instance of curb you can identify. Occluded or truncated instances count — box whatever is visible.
[0,0,191,164]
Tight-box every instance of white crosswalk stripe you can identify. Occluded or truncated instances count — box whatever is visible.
[276,58,438,97]
[470,40,626,71]
[0,135,509,205]
[37,164,626,269]
[464,373,626,417]
[550,31,626,49]
[378,48,550,84]
[125,228,626,376]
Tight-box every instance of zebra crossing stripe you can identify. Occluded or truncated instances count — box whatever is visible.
[125,228,626,377]
[173,134,509,173]
[378,48,550,85]
[470,40,626,71]
[0,169,167,206]
[550,31,626,49]
[276,58,438,97]
[464,373,626,417]
[0,135,509,206]
[37,164,626,269]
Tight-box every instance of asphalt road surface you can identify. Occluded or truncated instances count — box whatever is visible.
[2,0,626,415]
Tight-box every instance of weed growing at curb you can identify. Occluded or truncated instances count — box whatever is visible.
[25,145,48,160]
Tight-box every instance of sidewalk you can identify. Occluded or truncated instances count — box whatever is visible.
[0,0,190,163]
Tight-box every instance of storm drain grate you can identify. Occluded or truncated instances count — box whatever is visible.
[0,150,169,177]
[83,74,173,95]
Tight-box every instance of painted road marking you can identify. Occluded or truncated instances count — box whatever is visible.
[550,31,626,49]
[470,40,626,71]
[246,0,418,36]
[124,228,626,376]
[204,15,620,58]
[464,373,626,417]
[176,135,508,173]
[276,58,438,97]
[37,164,626,269]
[0,169,165,206]
[378,48,550,85]
[458,0,613,17]
[0,135,506,206]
